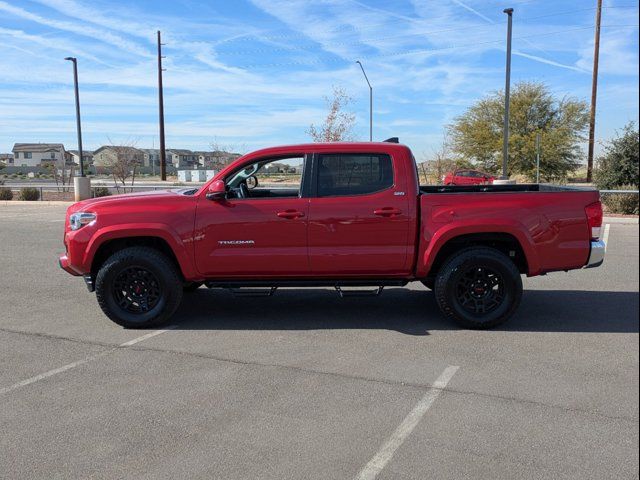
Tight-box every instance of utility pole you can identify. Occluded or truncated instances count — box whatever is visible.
[501,8,514,180]
[587,0,602,183]
[157,31,167,181]
[356,60,373,141]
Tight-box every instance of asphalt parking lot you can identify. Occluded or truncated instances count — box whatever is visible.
[1,203,638,480]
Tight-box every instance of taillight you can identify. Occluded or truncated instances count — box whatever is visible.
[585,201,603,240]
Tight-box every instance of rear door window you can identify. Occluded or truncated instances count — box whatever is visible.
[316,153,393,197]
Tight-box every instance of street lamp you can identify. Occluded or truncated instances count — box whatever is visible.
[501,8,514,180]
[356,60,373,142]
[65,57,90,200]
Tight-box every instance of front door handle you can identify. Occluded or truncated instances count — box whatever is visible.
[277,209,305,219]
[374,207,402,217]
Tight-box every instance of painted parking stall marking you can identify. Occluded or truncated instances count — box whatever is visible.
[0,326,176,396]
[354,365,459,480]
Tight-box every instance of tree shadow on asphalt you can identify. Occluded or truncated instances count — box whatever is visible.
[170,288,639,335]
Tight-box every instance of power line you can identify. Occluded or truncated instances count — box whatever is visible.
[224,5,638,44]
[233,24,638,69]
[214,7,638,56]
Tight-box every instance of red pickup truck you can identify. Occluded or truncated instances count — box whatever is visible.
[59,141,605,329]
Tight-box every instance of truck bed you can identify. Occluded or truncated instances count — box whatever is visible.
[420,183,595,194]
[417,183,601,277]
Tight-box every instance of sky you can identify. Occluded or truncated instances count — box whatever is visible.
[0,0,638,160]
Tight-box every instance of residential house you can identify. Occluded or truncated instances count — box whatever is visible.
[195,150,241,169]
[167,149,198,168]
[0,153,13,166]
[11,143,66,167]
[67,150,94,166]
[92,146,144,169]
[140,149,161,168]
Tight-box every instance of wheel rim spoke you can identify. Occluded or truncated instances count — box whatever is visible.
[112,266,161,314]
[454,265,505,316]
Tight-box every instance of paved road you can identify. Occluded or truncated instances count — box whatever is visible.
[0,204,638,480]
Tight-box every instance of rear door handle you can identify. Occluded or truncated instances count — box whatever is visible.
[374,207,402,217]
[277,209,305,219]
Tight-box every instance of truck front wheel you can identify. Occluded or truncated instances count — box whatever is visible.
[434,247,522,329]
[95,247,183,328]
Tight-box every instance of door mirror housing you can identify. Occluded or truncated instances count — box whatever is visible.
[206,180,226,200]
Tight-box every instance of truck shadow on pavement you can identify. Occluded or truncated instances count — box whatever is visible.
[170,288,639,335]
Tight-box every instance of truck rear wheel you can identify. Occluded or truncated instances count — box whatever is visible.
[95,247,183,328]
[434,247,522,329]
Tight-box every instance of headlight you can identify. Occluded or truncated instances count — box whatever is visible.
[69,212,96,230]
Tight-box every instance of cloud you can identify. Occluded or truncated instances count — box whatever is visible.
[0,0,637,155]
[0,0,153,58]
[576,26,639,76]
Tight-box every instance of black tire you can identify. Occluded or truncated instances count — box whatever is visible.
[183,281,203,292]
[434,247,522,329]
[95,247,183,328]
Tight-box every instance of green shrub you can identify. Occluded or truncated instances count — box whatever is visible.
[93,187,111,198]
[594,122,639,190]
[0,188,13,200]
[601,185,639,215]
[19,187,40,201]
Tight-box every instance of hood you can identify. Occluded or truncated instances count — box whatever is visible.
[68,188,193,213]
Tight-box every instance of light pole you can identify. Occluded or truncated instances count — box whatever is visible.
[356,60,373,142]
[65,56,90,200]
[64,57,84,178]
[501,8,514,180]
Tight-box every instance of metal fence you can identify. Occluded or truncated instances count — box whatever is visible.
[2,183,638,202]
[1,183,199,201]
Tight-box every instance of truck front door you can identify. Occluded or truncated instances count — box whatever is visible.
[194,155,310,277]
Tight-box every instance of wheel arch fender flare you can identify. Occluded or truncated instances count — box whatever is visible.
[418,219,540,277]
[84,223,198,279]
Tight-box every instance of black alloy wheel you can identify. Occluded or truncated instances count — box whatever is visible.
[112,266,162,313]
[454,266,505,316]
[434,247,522,329]
[95,247,183,328]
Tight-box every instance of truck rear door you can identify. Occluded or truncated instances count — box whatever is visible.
[307,151,413,275]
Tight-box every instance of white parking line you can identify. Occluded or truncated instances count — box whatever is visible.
[119,326,176,346]
[603,224,611,252]
[354,365,459,480]
[0,326,176,396]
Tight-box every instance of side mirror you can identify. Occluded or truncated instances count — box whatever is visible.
[206,180,226,200]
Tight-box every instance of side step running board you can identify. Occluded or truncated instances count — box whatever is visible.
[335,286,384,297]
[228,287,278,297]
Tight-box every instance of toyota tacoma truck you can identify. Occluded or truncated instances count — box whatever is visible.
[59,141,605,329]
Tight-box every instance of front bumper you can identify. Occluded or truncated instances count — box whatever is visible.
[59,254,82,276]
[584,240,605,268]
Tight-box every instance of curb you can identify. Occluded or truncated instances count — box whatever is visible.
[1,201,73,206]
[604,216,639,224]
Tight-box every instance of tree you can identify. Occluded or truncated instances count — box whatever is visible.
[307,86,356,142]
[105,140,142,192]
[447,82,590,181]
[208,137,244,170]
[594,122,639,189]
[418,138,472,184]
